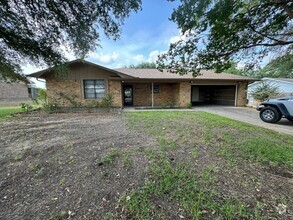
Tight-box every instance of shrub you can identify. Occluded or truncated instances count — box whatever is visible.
[250,82,280,101]
[20,103,33,112]
[38,88,47,103]
[186,103,192,109]
[84,101,100,108]
[43,102,60,112]
[100,93,113,110]
[57,92,82,107]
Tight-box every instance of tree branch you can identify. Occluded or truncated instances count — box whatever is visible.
[248,24,290,43]
[219,40,293,57]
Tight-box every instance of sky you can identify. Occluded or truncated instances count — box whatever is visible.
[24,0,181,88]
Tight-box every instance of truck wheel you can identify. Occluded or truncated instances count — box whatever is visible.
[260,107,282,123]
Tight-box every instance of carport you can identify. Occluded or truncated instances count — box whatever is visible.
[191,85,237,106]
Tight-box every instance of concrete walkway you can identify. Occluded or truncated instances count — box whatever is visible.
[123,106,293,136]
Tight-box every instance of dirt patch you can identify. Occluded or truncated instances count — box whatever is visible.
[0,112,155,219]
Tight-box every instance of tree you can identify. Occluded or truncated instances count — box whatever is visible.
[128,62,157,69]
[0,0,141,81]
[250,82,280,101]
[259,54,293,78]
[158,0,293,75]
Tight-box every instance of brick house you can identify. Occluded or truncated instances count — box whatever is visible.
[28,59,256,108]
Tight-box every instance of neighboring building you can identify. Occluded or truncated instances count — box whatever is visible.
[28,59,256,108]
[0,81,32,106]
[248,78,293,106]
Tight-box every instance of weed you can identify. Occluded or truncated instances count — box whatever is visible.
[31,164,46,177]
[100,149,122,165]
[49,210,69,220]
[20,103,33,112]
[104,212,114,220]
[65,156,75,165]
[190,146,199,158]
[43,102,60,112]
[122,155,133,170]
[63,143,74,149]
[60,178,66,185]
[14,155,22,161]
[186,102,192,108]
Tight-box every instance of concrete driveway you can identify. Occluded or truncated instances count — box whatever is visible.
[194,106,293,136]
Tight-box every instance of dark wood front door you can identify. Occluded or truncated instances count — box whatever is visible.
[123,85,133,106]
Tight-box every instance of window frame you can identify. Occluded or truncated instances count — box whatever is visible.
[83,79,105,99]
[151,84,160,93]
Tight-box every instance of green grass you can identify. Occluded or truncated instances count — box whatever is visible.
[0,106,23,119]
[239,137,293,166]
[127,111,293,167]
[100,149,123,165]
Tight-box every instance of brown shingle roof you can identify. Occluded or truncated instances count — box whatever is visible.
[27,59,257,81]
[115,68,256,81]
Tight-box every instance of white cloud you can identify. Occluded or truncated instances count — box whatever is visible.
[134,54,145,62]
[89,52,119,64]
[147,50,164,63]
[169,35,182,44]
[168,29,192,44]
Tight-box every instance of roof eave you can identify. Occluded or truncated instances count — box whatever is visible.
[27,59,136,79]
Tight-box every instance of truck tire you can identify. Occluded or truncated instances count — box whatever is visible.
[260,106,282,123]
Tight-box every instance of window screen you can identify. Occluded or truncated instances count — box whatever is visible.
[84,80,105,99]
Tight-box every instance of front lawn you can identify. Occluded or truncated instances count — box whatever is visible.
[0,111,292,219]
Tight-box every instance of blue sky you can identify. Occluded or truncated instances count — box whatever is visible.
[24,0,181,87]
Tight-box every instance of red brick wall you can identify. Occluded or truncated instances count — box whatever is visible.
[130,83,181,107]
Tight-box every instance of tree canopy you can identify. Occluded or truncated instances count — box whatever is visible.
[225,54,293,78]
[259,54,293,78]
[158,0,293,76]
[128,62,157,69]
[0,0,141,81]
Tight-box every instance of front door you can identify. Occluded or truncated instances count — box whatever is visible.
[123,85,133,106]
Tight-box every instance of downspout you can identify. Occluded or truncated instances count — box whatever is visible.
[235,83,238,106]
[151,82,154,107]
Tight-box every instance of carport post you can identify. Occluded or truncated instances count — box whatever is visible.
[151,82,154,107]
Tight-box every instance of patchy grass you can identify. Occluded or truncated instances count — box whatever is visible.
[128,111,293,168]
[120,148,260,219]
[120,111,293,219]
[0,106,23,119]
[100,149,123,165]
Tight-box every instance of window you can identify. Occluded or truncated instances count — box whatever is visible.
[151,84,160,93]
[84,80,105,99]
